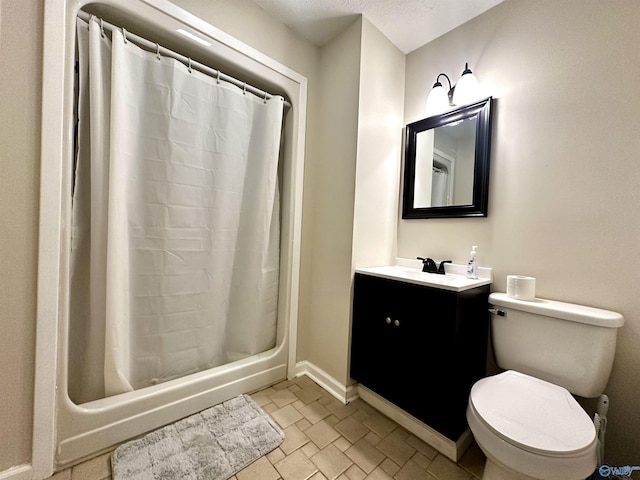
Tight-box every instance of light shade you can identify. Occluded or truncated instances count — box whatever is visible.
[452,63,480,106]
[425,84,449,117]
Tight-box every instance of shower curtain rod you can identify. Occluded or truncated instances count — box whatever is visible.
[77,11,291,108]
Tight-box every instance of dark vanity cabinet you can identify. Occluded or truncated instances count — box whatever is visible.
[350,273,490,440]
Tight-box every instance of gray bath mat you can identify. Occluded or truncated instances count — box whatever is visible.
[111,394,284,480]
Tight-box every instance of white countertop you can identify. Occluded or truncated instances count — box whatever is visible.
[356,258,492,292]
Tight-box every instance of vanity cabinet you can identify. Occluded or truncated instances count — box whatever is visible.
[350,272,490,440]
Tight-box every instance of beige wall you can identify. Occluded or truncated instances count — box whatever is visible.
[352,18,405,270]
[303,16,406,386]
[400,0,640,464]
[0,0,43,470]
[301,18,362,385]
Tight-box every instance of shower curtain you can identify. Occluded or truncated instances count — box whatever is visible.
[69,17,284,403]
[431,167,448,207]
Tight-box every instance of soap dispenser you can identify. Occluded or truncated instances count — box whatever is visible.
[466,246,478,279]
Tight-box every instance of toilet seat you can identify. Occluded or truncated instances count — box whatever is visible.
[469,370,596,456]
[467,371,598,480]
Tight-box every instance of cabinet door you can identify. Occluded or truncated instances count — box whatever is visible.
[391,282,456,427]
[351,275,455,412]
[350,274,401,401]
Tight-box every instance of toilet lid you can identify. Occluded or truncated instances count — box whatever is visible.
[470,371,596,455]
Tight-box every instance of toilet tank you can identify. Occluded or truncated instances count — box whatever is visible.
[489,293,624,398]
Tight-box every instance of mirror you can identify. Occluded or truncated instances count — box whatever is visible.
[402,97,493,219]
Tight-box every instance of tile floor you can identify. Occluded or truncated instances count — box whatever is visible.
[48,375,486,480]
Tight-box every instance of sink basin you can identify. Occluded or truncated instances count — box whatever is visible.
[355,261,492,292]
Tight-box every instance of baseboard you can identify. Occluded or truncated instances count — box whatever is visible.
[292,361,358,404]
[0,464,31,480]
[357,385,472,463]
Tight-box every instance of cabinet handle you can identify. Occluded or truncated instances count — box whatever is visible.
[385,317,392,324]
[394,319,400,327]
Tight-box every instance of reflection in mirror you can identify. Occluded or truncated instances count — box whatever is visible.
[403,97,493,219]
[413,117,477,208]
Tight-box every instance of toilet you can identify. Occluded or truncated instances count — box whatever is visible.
[467,292,624,480]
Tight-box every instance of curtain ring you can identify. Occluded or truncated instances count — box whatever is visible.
[156,43,161,60]
[122,27,128,44]
[99,18,105,38]
[263,91,268,104]
[243,83,247,95]
[216,71,221,84]
[188,58,192,73]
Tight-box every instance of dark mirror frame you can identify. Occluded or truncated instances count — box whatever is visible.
[402,97,493,219]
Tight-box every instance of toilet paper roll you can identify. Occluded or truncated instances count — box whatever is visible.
[506,275,536,300]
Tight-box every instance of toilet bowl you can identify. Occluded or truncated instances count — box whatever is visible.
[467,293,624,480]
[467,370,597,480]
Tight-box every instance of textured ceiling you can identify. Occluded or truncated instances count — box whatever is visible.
[250,0,504,54]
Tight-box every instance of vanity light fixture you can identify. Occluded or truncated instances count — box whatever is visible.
[425,62,480,116]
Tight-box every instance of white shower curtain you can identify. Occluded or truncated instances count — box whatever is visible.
[431,167,448,207]
[69,17,284,403]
